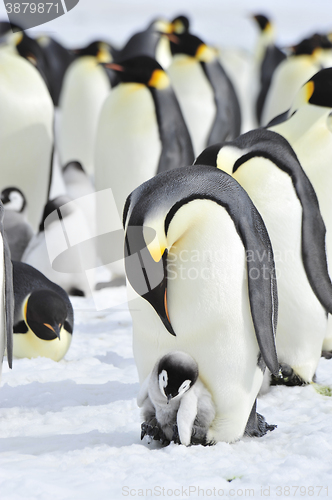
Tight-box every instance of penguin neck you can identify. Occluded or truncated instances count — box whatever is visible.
[270,104,331,144]
[149,86,194,174]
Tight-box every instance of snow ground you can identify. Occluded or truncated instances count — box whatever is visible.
[0,286,332,500]
[0,0,332,498]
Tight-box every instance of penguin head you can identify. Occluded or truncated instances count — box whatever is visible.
[0,22,23,47]
[1,187,26,213]
[74,41,113,63]
[157,351,198,403]
[147,17,173,34]
[25,290,68,341]
[291,67,332,112]
[104,56,170,89]
[169,32,217,63]
[171,15,190,34]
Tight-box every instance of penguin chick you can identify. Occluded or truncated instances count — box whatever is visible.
[138,351,215,446]
[12,261,73,361]
[1,188,34,261]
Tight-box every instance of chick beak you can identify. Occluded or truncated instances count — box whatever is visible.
[167,394,173,404]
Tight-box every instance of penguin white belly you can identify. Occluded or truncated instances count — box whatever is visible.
[0,236,5,382]
[261,57,320,126]
[0,50,54,231]
[95,83,161,213]
[168,55,215,156]
[13,327,72,361]
[129,200,263,443]
[271,107,332,351]
[58,57,111,176]
[95,83,161,276]
[233,157,327,381]
[22,220,93,297]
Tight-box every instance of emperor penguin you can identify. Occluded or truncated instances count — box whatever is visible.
[260,37,324,126]
[1,187,34,262]
[116,18,174,69]
[36,35,75,107]
[0,201,14,381]
[167,32,241,156]
[124,164,278,444]
[138,351,215,446]
[195,127,332,385]
[57,41,113,177]
[22,195,96,297]
[0,26,54,232]
[12,261,73,361]
[94,56,194,276]
[268,68,332,354]
[252,14,286,126]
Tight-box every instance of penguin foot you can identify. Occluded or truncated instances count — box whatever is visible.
[321,350,332,360]
[171,424,209,446]
[244,412,277,438]
[141,418,170,445]
[271,363,307,386]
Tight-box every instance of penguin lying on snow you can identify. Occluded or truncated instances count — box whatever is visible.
[22,195,96,297]
[1,187,34,262]
[138,351,215,446]
[124,165,278,444]
[12,261,73,361]
[195,127,332,385]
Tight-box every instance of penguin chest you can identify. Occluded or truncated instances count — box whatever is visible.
[58,57,111,175]
[168,56,215,156]
[94,83,161,213]
[13,327,72,362]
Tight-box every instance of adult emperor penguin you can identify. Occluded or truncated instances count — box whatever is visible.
[12,261,73,361]
[167,32,241,156]
[124,165,278,444]
[260,37,324,126]
[138,351,215,446]
[116,18,174,69]
[268,68,332,355]
[0,26,54,232]
[0,201,14,381]
[195,127,332,385]
[22,195,95,297]
[94,56,194,275]
[36,35,75,107]
[1,187,34,262]
[252,14,286,126]
[57,41,113,177]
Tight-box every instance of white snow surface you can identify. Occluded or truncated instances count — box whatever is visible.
[0,0,332,498]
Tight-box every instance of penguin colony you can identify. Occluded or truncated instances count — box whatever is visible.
[0,13,332,447]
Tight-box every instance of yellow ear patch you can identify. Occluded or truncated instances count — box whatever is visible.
[148,69,170,89]
[148,241,166,262]
[97,44,113,63]
[196,44,217,63]
[305,80,315,102]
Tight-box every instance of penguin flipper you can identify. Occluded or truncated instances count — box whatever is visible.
[244,400,276,438]
[3,238,14,368]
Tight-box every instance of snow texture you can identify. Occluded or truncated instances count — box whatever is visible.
[0,0,332,499]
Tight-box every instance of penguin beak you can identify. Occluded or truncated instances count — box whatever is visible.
[163,33,180,44]
[167,394,172,404]
[125,227,176,336]
[104,63,125,72]
[43,323,61,340]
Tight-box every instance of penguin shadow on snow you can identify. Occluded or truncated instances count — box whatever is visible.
[0,379,140,412]
[95,351,135,369]
[0,430,139,455]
